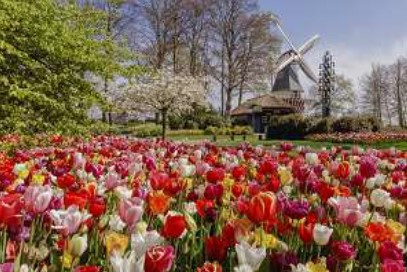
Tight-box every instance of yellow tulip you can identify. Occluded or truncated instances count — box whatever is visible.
[105,232,129,256]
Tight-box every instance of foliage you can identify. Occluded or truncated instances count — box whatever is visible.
[204,125,253,136]
[129,123,162,138]
[267,114,381,140]
[0,0,126,134]
[168,105,225,130]
[167,129,205,137]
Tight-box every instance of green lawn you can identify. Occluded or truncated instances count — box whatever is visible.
[167,134,407,150]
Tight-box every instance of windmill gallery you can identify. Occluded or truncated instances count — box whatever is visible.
[231,17,320,134]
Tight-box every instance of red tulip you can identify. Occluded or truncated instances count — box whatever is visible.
[57,173,76,189]
[145,245,175,272]
[64,191,89,210]
[246,192,276,224]
[380,260,406,272]
[88,197,106,217]
[378,241,404,262]
[259,160,278,175]
[150,171,169,191]
[206,168,225,184]
[232,166,246,181]
[298,222,315,244]
[74,266,100,272]
[205,236,228,262]
[162,213,187,239]
[359,156,377,179]
[197,262,223,272]
[0,193,23,228]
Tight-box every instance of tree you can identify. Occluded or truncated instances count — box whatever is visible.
[209,0,278,116]
[389,58,407,127]
[308,74,356,117]
[360,64,388,125]
[123,69,206,138]
[0,0,125,134]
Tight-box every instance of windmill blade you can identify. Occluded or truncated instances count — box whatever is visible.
[275,23,299,53]
[299,35,320,55]
[298,58,318,83]
[275,54,296,74]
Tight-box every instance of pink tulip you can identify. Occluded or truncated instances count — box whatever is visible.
[118,197,144,231]
[328,197,363,227]
[105,172,122,190]
[24,185,53,214]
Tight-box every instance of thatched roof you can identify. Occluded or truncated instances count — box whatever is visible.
[231,94,295,116]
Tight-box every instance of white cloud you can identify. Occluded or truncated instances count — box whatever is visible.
[302,36,407,93]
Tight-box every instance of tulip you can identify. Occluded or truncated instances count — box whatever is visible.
[161,212,187,239]
[380,260,406,272]
[50,206,91,236]
[0,193,23,228]
[370,189,391,208]
[74,266,100,272]
[328,197,363,227]
[331,241,357,261]
[284,199,310,220]
[197,262,223,272]
[206,168,225,184]
[131,230,164,260]
[205,236,228,262]
[144,245,175,272]
[359,156,377,179]
[246,192,276,224]
[88,197,106,217]
[110,251,145,272]
[305,153,319,166]
[378,240,404,262]
[235,241,266,271]
[148,191,171,215]
[68,234,88,257]
[0,263,13,272]
[106,232,129,256]
[313,224,333,246]
[118,198,144,231]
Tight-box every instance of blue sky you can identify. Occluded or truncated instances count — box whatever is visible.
[259,0,407,89]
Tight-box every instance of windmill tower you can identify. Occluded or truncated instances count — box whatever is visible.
[270,17,320,112]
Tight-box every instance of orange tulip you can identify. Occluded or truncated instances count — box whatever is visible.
[148,191,171,215]
[365,222,394,243]
[246,192,276,224]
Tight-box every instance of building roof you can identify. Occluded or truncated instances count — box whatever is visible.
[231,94,295,116]
[272,62,304,93]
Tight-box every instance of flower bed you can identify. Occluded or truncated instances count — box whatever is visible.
[307,131,407,144]
[0,136,406,271]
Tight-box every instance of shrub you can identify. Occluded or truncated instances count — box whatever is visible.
[167,130,205,136]
[267,114,308,140]
[331,116,380,133]
[130,124,162,138]
[266,115,381,140]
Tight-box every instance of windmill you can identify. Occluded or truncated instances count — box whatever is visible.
[269,15,320,112]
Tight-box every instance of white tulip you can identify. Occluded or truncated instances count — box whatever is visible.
[313,224,333,246]
[235,241,266,271]
[370,189,391,208]
[110,250,145,272]
[305,153,319,166]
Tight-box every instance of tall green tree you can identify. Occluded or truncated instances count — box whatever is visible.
[0,0,123,134]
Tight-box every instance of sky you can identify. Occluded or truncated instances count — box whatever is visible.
[259,0,407,93]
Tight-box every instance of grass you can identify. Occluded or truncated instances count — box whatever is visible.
[167,134,407,150]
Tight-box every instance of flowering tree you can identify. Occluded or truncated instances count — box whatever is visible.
[124,69,207,138]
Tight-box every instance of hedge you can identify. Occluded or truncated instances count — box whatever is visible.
[267,115,380,140]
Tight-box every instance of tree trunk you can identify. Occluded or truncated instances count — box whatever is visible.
[225,88,232,117]
[220,45,225,116]
[161,110,167,139]
[396,60,405,127]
